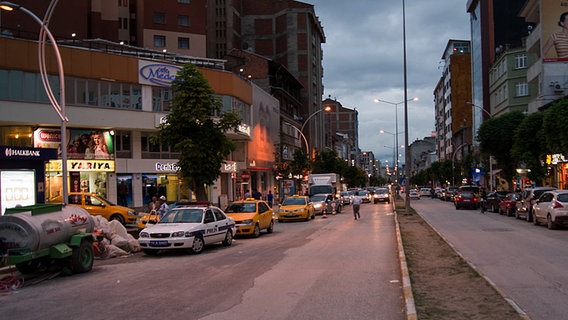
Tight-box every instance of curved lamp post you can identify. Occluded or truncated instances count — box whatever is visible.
[452,143,469,186]
[300,105,331,158]
[1,1,68,204]
[466,101,492,119]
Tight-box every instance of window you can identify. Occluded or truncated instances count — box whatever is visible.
[153,12,166,24]
[154,35,166,47]
[178,0,190,3]
[516,82,529,97]
[115,130,131,158]
[515,54,527,69]
[178,37,190,49]
[178,15,190,27]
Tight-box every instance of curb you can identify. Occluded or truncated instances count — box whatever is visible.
[393,208,417,320]
[416,210,532,320]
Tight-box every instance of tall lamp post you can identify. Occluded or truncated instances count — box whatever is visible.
[300,105,331,158]
[374,97,417,187]
[1,1,69,204]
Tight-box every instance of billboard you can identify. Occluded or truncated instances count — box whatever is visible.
[1,170,35,215]
[542,2,568,62]
[34,128,114,160]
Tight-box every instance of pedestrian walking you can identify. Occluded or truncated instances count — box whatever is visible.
[267,190,274,207]
[352,191,362,220]
[252,189,262,200]
[244,189,251,199]
[157,195,169,220]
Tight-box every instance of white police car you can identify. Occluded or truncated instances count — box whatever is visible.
[138,202,236,255]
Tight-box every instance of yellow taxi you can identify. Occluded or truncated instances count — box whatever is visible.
[65,192,137,225]
[277,195,315,222]
[224,199,274,237]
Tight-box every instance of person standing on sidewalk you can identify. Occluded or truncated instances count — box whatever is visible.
[352,191,362,220]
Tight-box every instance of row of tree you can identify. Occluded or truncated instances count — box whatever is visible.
[411,98,568,189]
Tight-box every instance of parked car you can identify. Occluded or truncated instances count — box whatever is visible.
[484,191,508,213]
[419,187,432,197]
[515,187,557,222]
[310,194,342,214]
[408,189,421,200]
[278,196,315,222]
[454,191,478,209]
[65,192,137,225]
[498,193,521,216]
[224,199,274,237]
[138,203,236,255]
[532,190,568,229]
[373,188,390,204]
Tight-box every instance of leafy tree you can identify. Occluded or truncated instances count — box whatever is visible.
[155,64,241,200]
[289,149,310,177]
[343,165,368,188]
[511,111,547,183]
[311,150,348,174]
[542,98,568,154]
[477,111,525,186]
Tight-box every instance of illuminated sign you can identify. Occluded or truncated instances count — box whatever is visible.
[237,124,250,136]
[155,162,179,172]
[139,61,182,87]
[547,154,566,165]
[222,161,237,173]
[1,170,35,215]
[47,160,115,172]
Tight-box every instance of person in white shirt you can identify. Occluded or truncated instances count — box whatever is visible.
[352,191,362,220]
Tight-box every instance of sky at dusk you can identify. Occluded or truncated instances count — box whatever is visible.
[303,0,471,163]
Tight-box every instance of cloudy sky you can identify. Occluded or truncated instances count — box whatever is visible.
[303,0,471,163]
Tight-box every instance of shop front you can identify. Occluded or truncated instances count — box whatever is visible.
[0,146,58,215]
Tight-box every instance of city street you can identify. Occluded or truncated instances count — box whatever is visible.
[0,203,404,320]
[411,196,568,320]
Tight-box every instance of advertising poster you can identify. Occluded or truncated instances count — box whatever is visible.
[542,2,568,62]
[1,170,35,215]
[34,128,114,160]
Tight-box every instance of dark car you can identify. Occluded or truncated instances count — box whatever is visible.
[515,187,557,221]
[499,193,521,217]
[484,191,509,213]
[454,191,479,210]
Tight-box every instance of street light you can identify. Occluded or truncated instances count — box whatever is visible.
[300,105,332,157]
[374,97,417,186]
[452,143,469,186]
[1,1,69,204]
[466,101,492,119]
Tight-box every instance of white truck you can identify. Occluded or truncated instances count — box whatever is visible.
[307,173,342,197]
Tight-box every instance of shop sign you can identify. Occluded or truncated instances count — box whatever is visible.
[138,61,182,87]
[237,124,250,136]
[222,161,237,173]
[1,146,57,160]
[47,160,115,172]
[155,162,179,172]
[547,153,566,165]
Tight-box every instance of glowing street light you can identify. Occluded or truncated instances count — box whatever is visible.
[300,105,332,157]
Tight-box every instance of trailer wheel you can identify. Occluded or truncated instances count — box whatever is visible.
[69,240,94,274]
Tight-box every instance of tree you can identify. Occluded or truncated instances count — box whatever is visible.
[477,111,525,186]
[155,64,241,200]
[311,150,348,174]
[289,149,311,177]
[511,111,547,184]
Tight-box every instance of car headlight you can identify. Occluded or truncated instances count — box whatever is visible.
[293,208,305,213]
[314,203,322,209]
[139,232,149,238]
[128,211,136,216]
[171,231,185,237]
[240,219,254,225]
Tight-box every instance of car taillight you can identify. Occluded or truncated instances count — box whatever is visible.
[553,201,564,209]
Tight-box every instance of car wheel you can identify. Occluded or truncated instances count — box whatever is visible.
[253,224,261,238]
[69,240,94,274]
[267,220,274,233]
[191,236,205,254]
[109,214,125,225]
[547,214,555,230]
[533,214,540,226]
[222,230,233,246]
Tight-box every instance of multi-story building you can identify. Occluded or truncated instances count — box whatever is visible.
[466,0,531,142]
[321,98,359,165]
[434,40,472,162]
[409,137,436,177]
[360,151,376,180]
[0,36,257,213]
[489,46,536,117]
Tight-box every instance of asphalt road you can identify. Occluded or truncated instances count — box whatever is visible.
[0,203,404,320]
[411,196,568,320]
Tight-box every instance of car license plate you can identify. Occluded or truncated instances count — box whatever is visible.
[285,214,296,217]
[149,240,169,247]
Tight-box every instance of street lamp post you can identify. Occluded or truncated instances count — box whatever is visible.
[452,143,469,187]
[374,97,417,187]
[1,1,69,204]
[466,101,492,119]
[300,106,331,158]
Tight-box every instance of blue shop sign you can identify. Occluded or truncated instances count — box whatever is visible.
[0,146,58,161]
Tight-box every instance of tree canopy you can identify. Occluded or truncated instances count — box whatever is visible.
[155,63,241,200]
